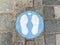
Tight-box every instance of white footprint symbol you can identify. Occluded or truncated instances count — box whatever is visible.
[31,15,39,35]
[20,15,28,35]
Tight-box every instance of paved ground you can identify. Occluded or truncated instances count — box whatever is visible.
[0,0,60,45]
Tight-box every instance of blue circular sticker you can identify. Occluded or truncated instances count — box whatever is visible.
[16,11,44,39]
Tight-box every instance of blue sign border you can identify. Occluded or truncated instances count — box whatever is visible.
[16,11,44,39]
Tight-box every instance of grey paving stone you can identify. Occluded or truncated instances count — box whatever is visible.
[34,0,43,15]
[26,0,33,7]
[26,41,34,45]
[56,21,60,33]
[43,0,60,5]
[26,7,34,11]
[45,34,55,45]
[15,1,26,14]
[35,39,44,45]
[45,20,57,34]
[0,33,12,45]
[43,6,55,18]
[16,1,26,7]
[56,34,60,45]
[15,42,24,45]
[54,6,60,19]
[15,38,25,43]
[0,0,14,11]
[45,20,60,33]
[34,6,43,15]
[0,14,13,31]
[34,0,42,6]
[15,36,25,45]
[15,33,25,42]
[17,0,27,7]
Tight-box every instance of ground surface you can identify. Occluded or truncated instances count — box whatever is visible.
[0,0,60,45]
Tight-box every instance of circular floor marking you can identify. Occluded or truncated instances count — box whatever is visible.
[16,11,44,39]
